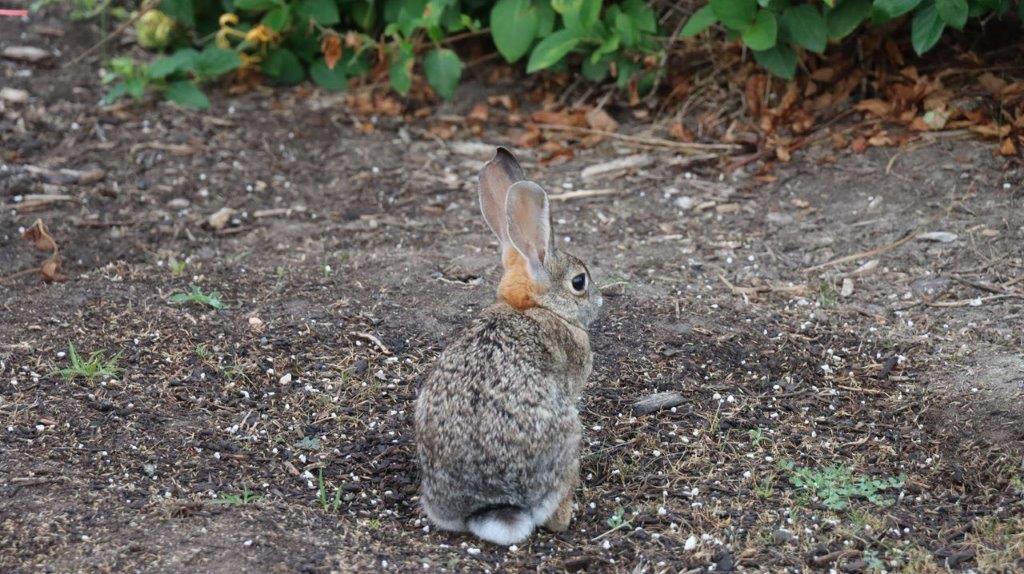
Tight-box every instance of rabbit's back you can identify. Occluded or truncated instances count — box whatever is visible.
[415,303,590,525]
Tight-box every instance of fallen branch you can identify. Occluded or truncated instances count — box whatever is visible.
[351,332,391,355]
[535,123,741,154]
[547,188,620,201]
[805,228,920,272]
[926,293,1024,308]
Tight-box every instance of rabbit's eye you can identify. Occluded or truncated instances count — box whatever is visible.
[571,273,587,292]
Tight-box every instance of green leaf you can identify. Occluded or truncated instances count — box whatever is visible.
[125,77,147,99]
[285,30,320,63]
[872,0,923,19]
[351,0,376,30]
[491,0,539,63]
[262,5,291,30]
[936,0,967,28]
[160,0,195,27]
[742,10,777,50]
[310,58,348,91]
[710,0,757,30]
[102,82,128,105]
[165,81,210,110]
[148,48,199,79]
[423,48,462,100]
[911,2,945,54]
[615,11,639,46]
[826,0,870,39]
[752,43,796,79]
[622,0,657,32]
[388,42,414,95]
[556,0,601,36]
[294,0,341,26]
[526,29,579,72]
[581,55,609,81]
[197,47,241,78]
[680,5,718,37]
[261,48,305,84]
[781,5,826,53]
[536,0,556,35]
[233,0,279,10]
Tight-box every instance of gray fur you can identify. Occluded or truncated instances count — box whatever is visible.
[414,149,602,545]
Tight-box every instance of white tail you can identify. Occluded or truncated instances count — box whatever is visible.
[466,506,534,546]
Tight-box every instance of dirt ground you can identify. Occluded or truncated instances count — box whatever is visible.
[2,10,1024,574]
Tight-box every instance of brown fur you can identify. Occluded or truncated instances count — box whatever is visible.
[498,250,540,310]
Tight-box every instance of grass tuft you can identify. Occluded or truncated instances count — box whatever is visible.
[58,343,121,381]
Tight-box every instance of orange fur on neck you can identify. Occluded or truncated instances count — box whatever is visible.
[497,250,538,310]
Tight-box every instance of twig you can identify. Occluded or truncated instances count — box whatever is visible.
[926,293,1024,308]
[805,228,920,272]
[64,0,158,68]
[547,188,620,201]
[535,123,740,154]
[351,332,391,355]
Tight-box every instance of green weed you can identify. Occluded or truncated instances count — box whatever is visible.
[169,285,226,309]
[780,460,904,510]
[210,485,261,506]
[58,343,121,381]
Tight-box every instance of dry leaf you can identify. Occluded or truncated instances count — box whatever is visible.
[855,99,891,117]
[775,145,791,162]
[467,103,489,123]
[22,219,58,252]
[978,73,1006,97]
[745,75,767,117]
[999,137,1017,156]
[531,110,586,127]
[321,33,342,70]
[40,254,66,282]
[487,95,515,111]
[867,133,893,147]
[669,121,695,142]
[586,108,618,132]
[516,124,542,148]
[850,136,868,153]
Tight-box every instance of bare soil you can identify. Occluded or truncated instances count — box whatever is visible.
[2,10,1023,574]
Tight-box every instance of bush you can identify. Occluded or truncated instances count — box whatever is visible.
[102,0,1021,108]
[681,0,1021,79]
[104,0,663,108]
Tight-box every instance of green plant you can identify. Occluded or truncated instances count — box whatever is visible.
[168,256,187,276]
[681,0,1019,79]
[169,284,227,309]
[780,459,904,510]
[102,43,241,108]
[58,343,122,381]
[755,474,775,499]
[210,485,262,505]
[318,469,344,512]
[818,281,839,308]
[94,0,662,106]
[748,427,766,447]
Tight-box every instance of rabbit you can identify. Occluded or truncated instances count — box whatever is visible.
[414,147,603,546]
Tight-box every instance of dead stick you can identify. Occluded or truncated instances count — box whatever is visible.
[805,227,920,272]
[535,123,741,154]
[64,0,158,69]
[547,188,620,201]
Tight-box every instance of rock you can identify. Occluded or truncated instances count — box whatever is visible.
[766,212,794,225]
[917,231,958,243]
[633,391,685,415]
[0,87,28,104]
[278,373,292,386]
[772,529,795,544]
[581,154,654,181]
[248,316,265,333]
[683,534,698,551]
[840,277,854,297]
[167,198,190,209]
[208,207,236,230]
[911,276,951,299]
[674,196,696,210]
[850,259,879,276]
[2,46,52,63]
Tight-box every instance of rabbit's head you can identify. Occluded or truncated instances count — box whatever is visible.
[478,148,603,328]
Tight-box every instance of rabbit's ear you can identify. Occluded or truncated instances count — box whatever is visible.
[478,147,524,251]
[505,181,552,282]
